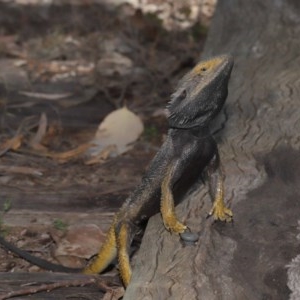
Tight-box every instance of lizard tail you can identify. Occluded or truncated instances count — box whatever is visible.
[0,219,118,275]
[0,235,82,273]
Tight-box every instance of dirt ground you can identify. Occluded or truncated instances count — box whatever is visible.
[0,1,214,298]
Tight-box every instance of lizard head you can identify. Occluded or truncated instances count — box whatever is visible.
[167,54,234,129]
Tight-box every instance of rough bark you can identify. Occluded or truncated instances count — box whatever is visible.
[125,0,300,299]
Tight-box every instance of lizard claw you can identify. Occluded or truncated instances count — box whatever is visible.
[163,215,187,234]
[209,202,233,222]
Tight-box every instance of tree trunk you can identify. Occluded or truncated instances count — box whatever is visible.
[124,0,300,299]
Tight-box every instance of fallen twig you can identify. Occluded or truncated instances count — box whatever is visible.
[0,165,43,176]
[0,276,97,300]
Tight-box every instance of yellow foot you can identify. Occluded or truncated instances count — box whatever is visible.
[209,201,233,222]
[163,214,187,233]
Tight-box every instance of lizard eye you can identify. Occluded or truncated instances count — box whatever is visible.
[201,67,207,72]
[178,89,187,101]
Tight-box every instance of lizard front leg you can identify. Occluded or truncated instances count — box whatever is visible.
[161,162,187,234]
[206,152,233,222]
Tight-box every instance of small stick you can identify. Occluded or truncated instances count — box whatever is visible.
[0,276,99,300]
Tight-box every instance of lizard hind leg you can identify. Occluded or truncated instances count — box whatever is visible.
[209,177,233,222]
[115,220,136,287]
[83,217,118,275]
[83,215,135,287]
[206,153,233,223]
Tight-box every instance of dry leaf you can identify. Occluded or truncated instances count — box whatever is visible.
[103,287,125,300]
[53,224,106,268]
[19,91,72,100]
[85,145,116,165]
[0,134,23,157]
[86,107,144,162]
[0,176,13,184]
[41,124,62,146]
[24,141,90,163]
[46,143,91,163]
[97,52,133,76]
[29,112,47,149]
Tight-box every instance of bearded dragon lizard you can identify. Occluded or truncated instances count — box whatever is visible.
[0,54,234,287]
